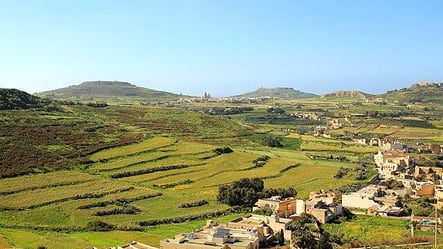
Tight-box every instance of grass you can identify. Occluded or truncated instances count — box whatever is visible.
[323,215,410,243]
[0,180,129,209]
[0,213,246,249]
[90,136,176,161]
[0,170,96,194]
[323,215,443,247]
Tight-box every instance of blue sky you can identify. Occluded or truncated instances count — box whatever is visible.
[1,0,442,96]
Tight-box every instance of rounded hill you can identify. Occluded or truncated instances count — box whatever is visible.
[234,87,317,99]
[37,81,186,102]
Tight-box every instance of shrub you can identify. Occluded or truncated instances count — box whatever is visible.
[86,220,116,231]
[110,165,188,178]
[94,205,141,216]
[179,200,209,208]
[262,135,283,147]
[214,147,234,155]
[334,167,349,179]
[253,207,274,216]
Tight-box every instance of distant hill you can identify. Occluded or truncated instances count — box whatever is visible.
[234,87,317,99]
[37,81,186,102]
[322,90,373,101]
[0,88,52,110]
[381,82,443,104]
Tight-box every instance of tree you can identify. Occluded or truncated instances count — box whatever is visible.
[278,229,285,246]
[288,213,322,249]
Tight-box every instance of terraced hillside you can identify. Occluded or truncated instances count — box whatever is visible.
[0,132,377,248]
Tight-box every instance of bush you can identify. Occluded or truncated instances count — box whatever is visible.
[85,220,116,231]
[110,165,188,179]
[262,135,283,147]
[214,147,234,155]
[179,199,209,208]
[155,179,194,189]
[253,207,274,216]
[94,205,141,216]
[78,192,162,209]
[335,167,349,179]
[117,223,144,231]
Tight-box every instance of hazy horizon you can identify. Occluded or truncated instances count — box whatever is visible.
[28,79,432,98]
[1,0,442,96]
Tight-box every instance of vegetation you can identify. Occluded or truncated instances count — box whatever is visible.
[234,87,317,99]
[213,146,234,155]
[262,135,283,147]
[288,213,339,249]
[1,82,442,248]
[179,200,209,208]
[217,178,297,207]
[85,220,116,231]
[0,88,56,110]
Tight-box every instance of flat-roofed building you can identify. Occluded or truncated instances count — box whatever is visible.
[253,196,296,218]
[160,221,260,249]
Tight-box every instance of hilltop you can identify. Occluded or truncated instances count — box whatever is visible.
[381,82,443,104]
[37,81,186,103]
[322,90,373,101]
[234,87,317,99]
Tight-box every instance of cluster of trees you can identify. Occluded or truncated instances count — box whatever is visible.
[204,106,254,115]
[179,199,209,208]
[213,146,234,155]
[217,178,297,207]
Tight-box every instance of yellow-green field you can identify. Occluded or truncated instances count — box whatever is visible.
[0,135,379,248]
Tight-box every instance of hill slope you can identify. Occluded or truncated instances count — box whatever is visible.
[0,88,54,110]
[322,90,373,100]
[234,87,317,99]
[37,81,186,102]
[381,82,443,103]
